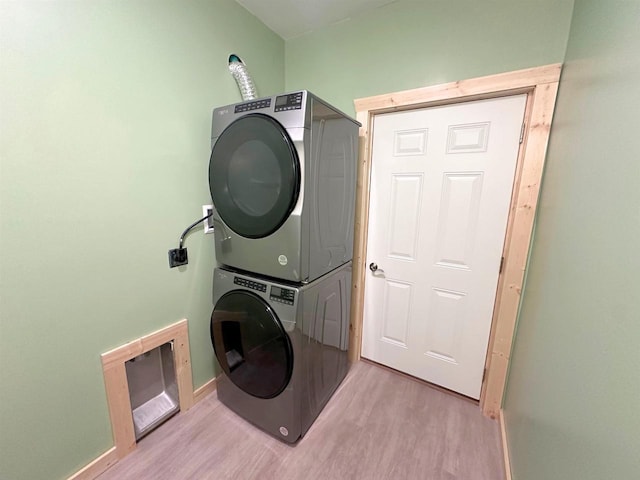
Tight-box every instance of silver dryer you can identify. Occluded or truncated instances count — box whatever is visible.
[209,91,359,283]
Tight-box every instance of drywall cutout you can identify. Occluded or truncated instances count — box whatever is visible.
[125,342,180,441]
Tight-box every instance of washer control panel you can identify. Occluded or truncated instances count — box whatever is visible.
[274,92,303,112]
[234,98,271,113]
[269,286,295,305]
[234,277,266,292]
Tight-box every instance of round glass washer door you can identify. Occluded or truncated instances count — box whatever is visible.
[209,114,300,239]
[210,290,293,399]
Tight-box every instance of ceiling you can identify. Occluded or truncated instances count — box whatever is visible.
[235,0,397,40]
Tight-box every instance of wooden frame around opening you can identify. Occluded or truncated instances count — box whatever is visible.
[101,319,194,459]
[350,64,561,418]
[68,319,220,480]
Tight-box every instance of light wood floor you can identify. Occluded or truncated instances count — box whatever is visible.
[98,361,504,480]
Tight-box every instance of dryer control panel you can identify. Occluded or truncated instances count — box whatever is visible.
[234,277,266,292]
[234,98,271,113]
[274,92,303,112]
[270,286,295,305]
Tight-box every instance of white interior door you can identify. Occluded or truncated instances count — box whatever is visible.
[362,95,527,399]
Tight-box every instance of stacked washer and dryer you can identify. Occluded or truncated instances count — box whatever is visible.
[207,91,360,443]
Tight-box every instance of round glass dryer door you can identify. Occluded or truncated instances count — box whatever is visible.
[210,290,293,399]
[209,114,300,239]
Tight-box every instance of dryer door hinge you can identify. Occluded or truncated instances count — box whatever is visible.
[519,122,526,144]
[499,256,505,274]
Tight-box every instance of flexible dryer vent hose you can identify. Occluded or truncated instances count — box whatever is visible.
[228,54,257,101]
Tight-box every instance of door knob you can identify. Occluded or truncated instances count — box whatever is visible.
[369,262,383,273]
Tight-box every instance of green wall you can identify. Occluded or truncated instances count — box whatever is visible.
[5,0,637,479]
[503,0,640,478]
[285,0,574,116]
[0,1,283,479]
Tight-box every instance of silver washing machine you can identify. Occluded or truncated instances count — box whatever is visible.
[208,91,360,283]
[210,262,352,443]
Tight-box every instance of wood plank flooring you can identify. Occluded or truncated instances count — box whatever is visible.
[98,361,504,480]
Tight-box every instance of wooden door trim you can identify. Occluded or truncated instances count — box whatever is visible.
[351,64,561,418]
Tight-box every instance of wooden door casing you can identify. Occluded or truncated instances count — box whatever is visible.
[350,64,561,417]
